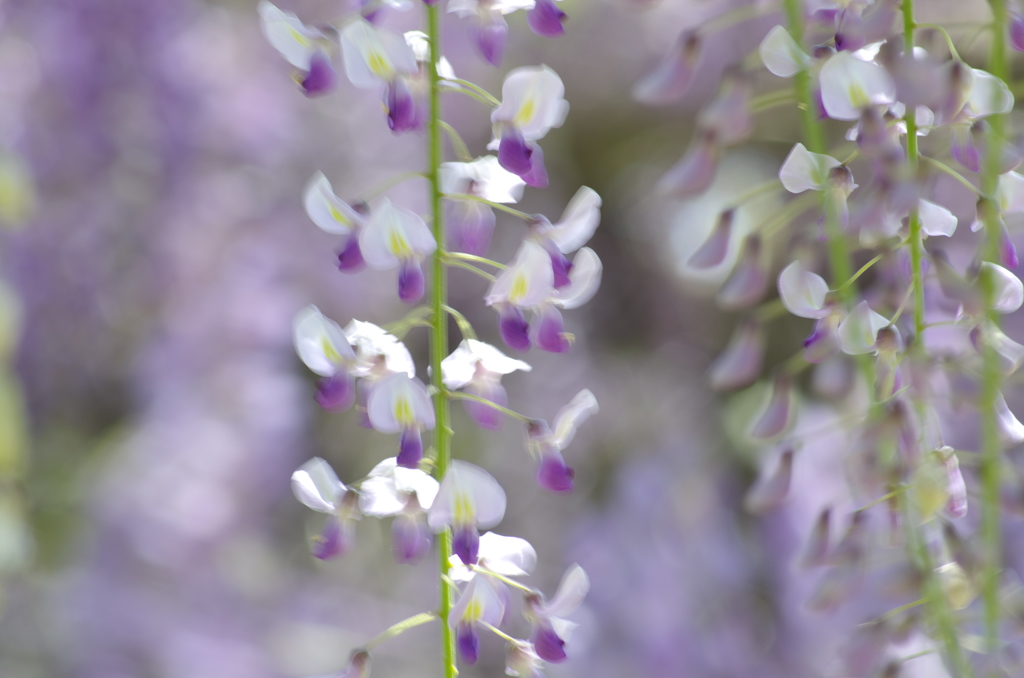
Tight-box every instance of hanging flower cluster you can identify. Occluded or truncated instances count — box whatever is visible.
[637,1,1023,673]
[260,1,597,676]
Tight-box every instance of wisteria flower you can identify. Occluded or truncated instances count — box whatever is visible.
[778,260,830,319]
[293,305,359,410]
[304,172,368,271]
[359,199,437,302]
[486,240,555,350]
[817,49,896,121]
[759,25,812,78]
[707,318,764,390]
[359,457,439,563]
[490,66,569,186]
[291,457,359,559]
[441,156,525,255]
[836,301,892,355]
[779,143,841,194]
[633,31,701,104]
[448,0,534,66]
[528,186,601,287]
[527,389,598,492]
[259,1,337,96]
[524,564,589,662]
[506,641,545,678]
[449,573,509,664]
[449,531,537,581]
[442,339,531,429]
[427,460,507,565]
[367,372,436,467]
[344,319,416,426]
[339,19,418,129]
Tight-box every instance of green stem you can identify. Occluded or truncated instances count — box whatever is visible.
[452,193,532,220]
[981,0,1008,659]
[363,612,438,650]
[446,258,496,281]
[426,5,456,678]
[449,391,531,421]
[833,253,884,293]
[440,121,473,162]
[905,5,929,352]
[727,178,781,208]
[750,90,796,114]
[921,156,981,195]
[445,251,507,269]
[449,78,501,107]
[442,304,478,341]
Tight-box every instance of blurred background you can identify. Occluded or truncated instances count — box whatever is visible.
[0,0,1012,676]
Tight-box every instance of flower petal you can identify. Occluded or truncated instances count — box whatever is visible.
[259,1,320,70]
[292,457,346,513]
[487,240,555,309]
[836,301,889,355]
[367,372,435,434]
[967,68,1014,118]
[294,305,356,377]
[476,532,537,577]
[779,143,841,193]
[633,32,701,104]
[547,186,602,253]
[428,460,507,531]
[983,262,1024,314]
[919,198,957,237]
[553,247,602,310]
[304,172,363,235]
[359,199,436,270]
[551,389,598,450]
[759,25,810,78]
[541,563,589,618]
[819,51,896,121]
[492,65,569,141]
[778,260,830,319]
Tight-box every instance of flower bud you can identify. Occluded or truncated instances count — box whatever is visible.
[527,0,566,38]
[743,448,794,513]
[717,235,767,310]
[688,209,734,269]
[802,507,831,568]
[707,318,764,390]
[656,131,718,198]
[936,561,975,610]
[633,32,701,104]
[750,377,794,440]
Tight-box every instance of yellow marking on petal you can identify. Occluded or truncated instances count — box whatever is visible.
[452,492,475,525]
[463,599,482,622]
[847,82,869,109]
[321,337,344,365]
[515,97,536,127]
[388,230,412,258]
[508,273,528,305]
[329,204,350,226]
[394,396,414,427]
[288,26,312,47]
[367,50,393,79]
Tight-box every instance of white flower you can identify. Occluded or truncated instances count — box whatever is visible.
[448,0,535,17]
[359,457,439,516]
[339,18,418,89]
[836,301,891,355]
[441,156,526,203]
[778,261,830,319]
[304,172,365,235]
[293,305,357,377]
[366,372,435,434]
[292,457,347,514]
[534,186,602,255]
[486,240,556,309]
[919,199,958,237]
[779,143,842,193]
[759,25,812,78]
[359,199,437,269]
[982,262,1024,314]
[344,320,416,378]
[491,65,569,141]
[258,1,323,70]
[449,532,537,580]
[818,50,896,121]
[442,339,531,389]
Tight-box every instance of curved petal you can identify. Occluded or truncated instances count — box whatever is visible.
[541,563,589,618]
[743,448,794,513]
[294,305,356,377]
[345,319,416,377]
[358,475,405,516]
[819,51,896,121]
[759,25,810,78]
[779,261,830,319]
[967,68,1014,118]
[441,156,525,203]
[259,1,319,70]
[367,372,435,433]
[779,143,840,193]
[707,318,764,390]
[492,65,569,141]
[305,172,362,235]
[984,262,1024,314]
[477,532,537,577]
[997,392,1024,445]
[548,186,602,253]
[551,389,598,450]
[340,19,417,89]
[486,240,555,308]
[427,460,507,531]
[836,301,889,355]
[553,247,601,310]
[359,199,436,270]
[292,457,346,513]
[919,198,958,237]
[633,32,701,104]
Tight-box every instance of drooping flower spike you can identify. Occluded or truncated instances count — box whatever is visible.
[441,156,525,256]
[527,389,598,492]
[359,198,437,302]
[490,66,569,186]
[359,457,439,563]
[427,460,507,565]
[447,0,535,66]
[304,172,368,271]
[524,564,589,663]
[367,372,435,468]
[293,305,360,410]
[291,457,360,559]
[442,339,531,429]
[259,1,337,96]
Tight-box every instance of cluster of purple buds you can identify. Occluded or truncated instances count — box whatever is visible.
[261,0,596,674]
